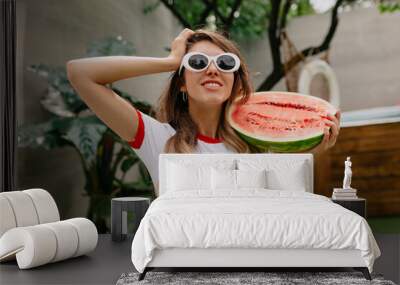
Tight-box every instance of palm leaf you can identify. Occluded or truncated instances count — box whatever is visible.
[62,116,107,168]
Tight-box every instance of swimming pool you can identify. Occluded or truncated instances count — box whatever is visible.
[340,105,400,127]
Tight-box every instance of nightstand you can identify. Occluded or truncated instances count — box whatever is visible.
[331,197,366,218]
[111,197,150,242]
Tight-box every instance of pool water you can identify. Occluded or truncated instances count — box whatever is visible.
[341,105,400,127]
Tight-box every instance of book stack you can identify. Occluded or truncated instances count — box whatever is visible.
[332,188,358,200]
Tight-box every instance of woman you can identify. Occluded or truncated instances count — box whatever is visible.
[66,28,340,196]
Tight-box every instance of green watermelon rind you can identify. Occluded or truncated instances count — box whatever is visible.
[235,130,323,153]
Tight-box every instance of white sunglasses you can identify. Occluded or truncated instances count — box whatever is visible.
[179,52,241,75]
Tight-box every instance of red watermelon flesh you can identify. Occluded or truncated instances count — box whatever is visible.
[228,91,338,152]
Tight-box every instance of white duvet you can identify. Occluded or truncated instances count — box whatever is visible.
[131,189,381,273]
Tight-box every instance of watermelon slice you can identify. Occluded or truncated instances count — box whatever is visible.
[228,91,338,153]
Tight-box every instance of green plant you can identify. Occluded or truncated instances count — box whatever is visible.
[18,36,156,233]
[378,0,400,13]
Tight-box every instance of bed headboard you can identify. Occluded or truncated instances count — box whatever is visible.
[158,153,314,196]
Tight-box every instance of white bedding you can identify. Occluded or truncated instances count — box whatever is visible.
[131,189,381,273]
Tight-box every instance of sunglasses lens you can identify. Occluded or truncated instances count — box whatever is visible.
[216,54,237,71]
[188,54,208,70]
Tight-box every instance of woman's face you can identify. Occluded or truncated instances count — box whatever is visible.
[181,41,235,106]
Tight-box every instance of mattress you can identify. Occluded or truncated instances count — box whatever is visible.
[131,189,381,273]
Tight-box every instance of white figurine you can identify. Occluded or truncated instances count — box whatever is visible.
[342,156,353,189]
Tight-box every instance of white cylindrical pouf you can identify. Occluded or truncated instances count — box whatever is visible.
[65,218,98,257]
[0,188,98,269]
[23,188,60,223]
[1,192,39,227]
[42,221,79,262]
[0,195,17,237]
[0,226,57,269]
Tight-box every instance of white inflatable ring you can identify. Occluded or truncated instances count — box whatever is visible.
[298,59,340,109]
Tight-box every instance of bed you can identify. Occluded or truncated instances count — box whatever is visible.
[130,153,381,281]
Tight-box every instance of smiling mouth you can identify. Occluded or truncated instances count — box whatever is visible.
[202,82,223,89]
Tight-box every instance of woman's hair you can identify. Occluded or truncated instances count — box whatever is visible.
[154,29,257,153]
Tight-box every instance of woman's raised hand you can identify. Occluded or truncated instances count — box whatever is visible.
[167,28,195,69]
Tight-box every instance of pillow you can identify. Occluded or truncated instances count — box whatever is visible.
[266,167,307,191]
[211,168,268,190]
[236,169,268,189]
[237,159,309,191]
[166,158,236,171]
[167,162,211,191]
[211,168,237,190]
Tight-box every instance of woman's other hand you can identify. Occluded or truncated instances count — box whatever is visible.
[309,110,341,155]
[167,28,195,69]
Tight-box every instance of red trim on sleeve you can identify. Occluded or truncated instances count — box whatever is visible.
[128,109,145,149]
[197,133,223,144]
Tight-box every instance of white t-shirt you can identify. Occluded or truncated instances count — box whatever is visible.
[127,109,237,194]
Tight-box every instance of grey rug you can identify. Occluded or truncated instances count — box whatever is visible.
[116,271,396,285]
